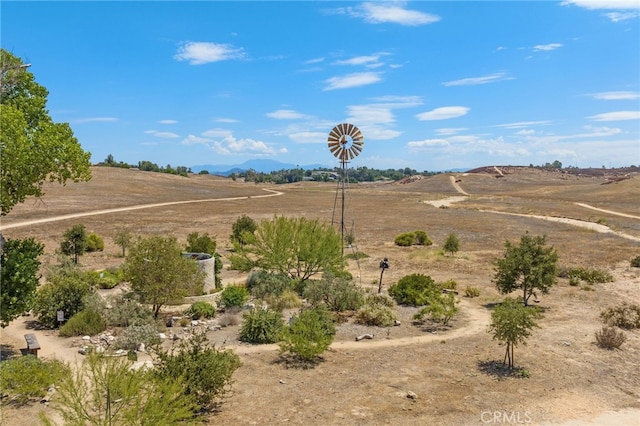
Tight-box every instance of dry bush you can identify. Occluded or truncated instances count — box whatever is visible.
[595,326,627,350]
[600,303,640,329]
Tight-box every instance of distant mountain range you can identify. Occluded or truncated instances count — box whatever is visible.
[191,159,329,176]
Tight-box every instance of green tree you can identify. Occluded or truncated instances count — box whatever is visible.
[443,233,460,257]
[113,226,133,257]
[493,233,558,306]
[0,50,91,217]
[0,237,44,327]
[235,215,344,282]
[60,224,88,264]
[43,353,198,425]
[488,297,542,369]
[388,273,440,306]
[33,266,96,328]
[185,232,217,254]
[122,236,204,318]
[231,214,257,247]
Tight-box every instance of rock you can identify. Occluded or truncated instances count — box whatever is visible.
[394,320,401,326]
[95,346,105,353]
[78,346,88,355]
[158,333,167,340]
[243,303,256,310]
[138,343,146,352]
[191,320,199,326]
[407,391,417,400]
[82,335,91,341]
[355,334,374,341]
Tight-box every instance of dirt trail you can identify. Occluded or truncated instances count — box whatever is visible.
[0,188,283,231]
[575,202,640,220]
[449,175,469,195]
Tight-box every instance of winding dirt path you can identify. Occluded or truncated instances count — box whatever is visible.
[0,188,283,231]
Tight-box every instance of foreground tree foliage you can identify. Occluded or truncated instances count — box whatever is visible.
[232,215,344,282]
[0,355,70,405]
[493,233,558,306]
[0,49,91,216]
[0,237,44,327]
[489,297,542,369]
[123,236,205,318]
[42,353,198,426]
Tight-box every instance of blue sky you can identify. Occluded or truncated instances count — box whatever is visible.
[2,1,639,171]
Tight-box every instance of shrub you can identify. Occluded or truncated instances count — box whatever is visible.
[265,289,303,311]
[388,273,440,306]
[86,233,104,252]
[114,324,161,351]
[558,266,614,284]
[413,293,459,326]
[218,310,242,327]
[355,295,397,327]
[246,270,295,300]
[240,308,285,344]
[185,301,216,319]
[0,356,70,404]
[59,309,106,337]
[230,214,257,247]
[595,326,627,349]
[154,332,241,411]
[414,230,432,246]
[631,255,640,268]
[439,279,458,291]
[303,277,364,312]
[103,295,155,328]
[279,305,336,361]
[600,303,640,329]
[464,286,480,298]
[344,251,369,260]
[220,285,249,309]
[394,232,415,247]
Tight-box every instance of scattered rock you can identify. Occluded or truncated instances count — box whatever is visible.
[394,320,401,326]
[407,391,417,400]
[355,334,374,341]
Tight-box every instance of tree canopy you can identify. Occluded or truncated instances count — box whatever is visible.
[233,215,344,282]
[0,49,91,216]
[493,233,558,306]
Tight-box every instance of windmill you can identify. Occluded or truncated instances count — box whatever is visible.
[327,123,364,253]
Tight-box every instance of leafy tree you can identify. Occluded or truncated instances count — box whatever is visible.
[153,332,241,411]
[33,266,96,328]
[235,215,344,282]
[443,233,460,257]
[0,237,44,327]
[122,236,204,318]
[43,353,198,425]
[231,214,257,247]
[0,49,91,217]
[113,226,133,257]
[488,297,542,369]
[279,305,336,362]
[388,273,440,306]
[185,232,217,254]
[493,233,558,306]
[60,224,88,264]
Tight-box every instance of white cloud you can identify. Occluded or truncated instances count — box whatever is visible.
[408,139,450,151]
[335,55,385,67]
[416,106,470,121]
[561,1,640,10]
[588,111,640,121]
[442,72,513,87]
[435,128,467,135]
[288,131,327,144]
[182,129,277,156]
[174,41,244,65]
[266,109,309,120]
[604,11,640,21]
[323,72,382,90]
[353,2,441,26]
[73,117,118,123]
[304,57,325,65]
[494,120,553,129]
[590,91,640,100]
[517,129,536,135]
[158,119,178,124]
[533,43,563,52]
[144,130,180,139]
[215,117,239,123]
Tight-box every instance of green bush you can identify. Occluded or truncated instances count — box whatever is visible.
[630,255,640,268]
[246,270,295,300]
[86,233,104,252]
[59,309,106,337]
[114,324,161,351]
[595,326,626,349]
[464,286,480,298]
[279,305,336,361]
[265,288,302,311]
[388,273,440,306]
[185,301,217,319]
[355,295,397,327]
[413,293,459,326]
[0,356,70,404]
[240,308,285,343]
[439,279,458,291]
[103,295,155,327]
[303,277,364,312]
[344,251,369,260]
[414,230,432,246]
[600,303,640,329]
[558,266,614,284]
[220,285,250,308]
[394,232,416,247]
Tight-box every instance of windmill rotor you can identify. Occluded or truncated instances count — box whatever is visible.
[328,123,364,162]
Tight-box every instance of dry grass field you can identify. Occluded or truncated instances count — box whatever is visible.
[1,166,639,425]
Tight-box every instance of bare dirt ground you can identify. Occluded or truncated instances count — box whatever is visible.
[1,167,639,425]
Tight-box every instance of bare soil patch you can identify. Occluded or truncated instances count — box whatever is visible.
[1,167,639,425]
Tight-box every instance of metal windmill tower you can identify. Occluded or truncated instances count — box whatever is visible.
[327,123,364,253]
